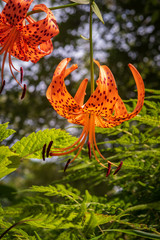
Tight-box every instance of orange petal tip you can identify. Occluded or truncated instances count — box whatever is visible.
[93,59,100,68]
[66,58,71,62]
[128,63,137,71]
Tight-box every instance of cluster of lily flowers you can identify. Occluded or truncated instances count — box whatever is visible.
[0,0,145,176]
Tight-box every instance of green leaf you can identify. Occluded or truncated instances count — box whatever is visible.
[91,1,104,24]
[11,128,77,159]
[27,184,82,203]
[0,122,15,142]
[84,212,98,235]
[70,0,89,4]
[34,231,42,240]
[145,88,160,95]
[123,202,160,213]
[0,146,20,179]
[104,229,160,239]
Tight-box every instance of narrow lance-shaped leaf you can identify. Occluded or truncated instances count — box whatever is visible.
[91,1,104,24]
[104,229,160,240]
[70,0,90,4]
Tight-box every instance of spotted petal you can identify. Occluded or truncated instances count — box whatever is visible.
[95,64,145,128]
[46,58,84,121]
[11,36,53,63]
[1,0,33,26]
[83,60,119,117]
[22,4,59,46]
[0,24,11,45]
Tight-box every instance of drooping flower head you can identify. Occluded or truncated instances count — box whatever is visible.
[0,0,59,97]
[46,58,145,176]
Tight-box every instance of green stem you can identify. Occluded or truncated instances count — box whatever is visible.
[90,1,94,94]
[27,3,80,17]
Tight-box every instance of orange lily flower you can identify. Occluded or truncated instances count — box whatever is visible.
[46,58,145,176]
[0,0,59,97]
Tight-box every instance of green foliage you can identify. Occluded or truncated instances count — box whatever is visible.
[0,127,77,180]
[0,92,160,239]
[11,128,77,159]
[0,146,20,180]
[0,122,15,142]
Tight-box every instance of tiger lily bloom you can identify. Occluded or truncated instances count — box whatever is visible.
[46,58,145,175]
[0,0,59,97]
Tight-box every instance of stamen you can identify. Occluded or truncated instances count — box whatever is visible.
[50,124,89,157]
[87,141,91,159]
[106,162,111,177]
[0,80,5,94]
[64,159,71,172]
[50,126,86,153]
[20,67,23,84]
[42,144,46,161]
[113,161,123,175]
[46,141,53,157]
[21,84,26,100]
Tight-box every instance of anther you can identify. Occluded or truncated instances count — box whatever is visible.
[20,67,23,84]
[106,162,111,177]
[0,80,5,94]
[46,141,53,157]
[42,144,46,161]
[87,141,91,159]
[64,159,71,172]
[113,161,123,175]
[21,84,26,100]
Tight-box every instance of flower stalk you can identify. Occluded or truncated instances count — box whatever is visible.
[90,0,95,94]
[27,3,80,16]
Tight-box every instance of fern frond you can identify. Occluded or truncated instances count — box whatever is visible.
[0,122,15,143]
[11,129,77,160]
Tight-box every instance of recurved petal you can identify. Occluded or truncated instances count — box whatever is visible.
[28,40,53,63]
[26,42,53,63]
[39,40,53,54]
[46,58,83,120]
[98,64,145,127]
[1,0,34,26]
[114,95,128,117]
[10,32,53,62]
[128,64,145,116]
[83,60,119,117]
[74,78,88,106]
[22,4,59,46]
[112,64,145,121]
